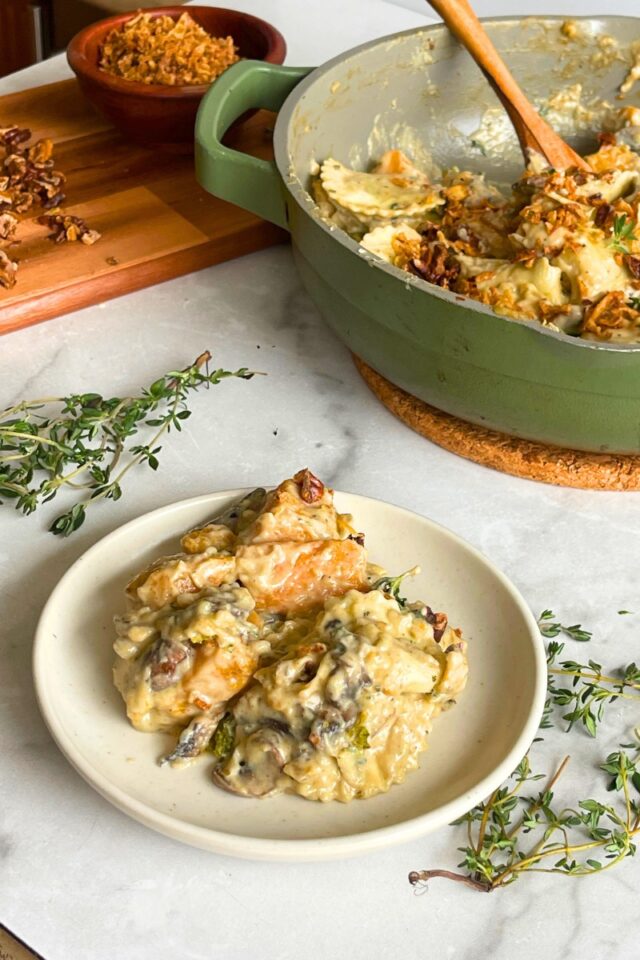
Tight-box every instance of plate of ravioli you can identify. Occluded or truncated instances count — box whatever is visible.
[34,470,545,860]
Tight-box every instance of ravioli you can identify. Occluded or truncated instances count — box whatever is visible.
[213,590,467,803]
[320,157,444,220]
[113,470,468,801]
[360,223,422,264]
[313,119,640,343]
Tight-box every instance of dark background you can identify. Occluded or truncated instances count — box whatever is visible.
[0,0,188,77]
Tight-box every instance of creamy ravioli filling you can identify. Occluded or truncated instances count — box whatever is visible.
[311,118,640,343]
[113,470,468,803]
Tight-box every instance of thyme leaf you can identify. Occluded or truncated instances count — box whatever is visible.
[371,567,420,608]
[541,610,640,738]
[347,720,370,751]
[609,213,635,254]
[208,712,236,761]
[537,609,592,642]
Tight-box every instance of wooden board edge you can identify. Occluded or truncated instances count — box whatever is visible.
[0,225,288,335]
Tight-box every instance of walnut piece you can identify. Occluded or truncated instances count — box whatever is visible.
[405,231,460,289]
[0,127,100,291]
[38,214,101,246]
[0,249,17,288]
[0,211,17,240]
[293,468,325,504]
[625,255,640,279]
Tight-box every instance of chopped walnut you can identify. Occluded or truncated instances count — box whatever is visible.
[0,127,100,290]
[594,201,614,228]
[0,211,17,240]
[0,249,17,288]
[406,233,460,289]
[0,127,30,151]
[626,255,640,279]
[38,214,101,245]
[27,138,53,164]
[423,607,448,641]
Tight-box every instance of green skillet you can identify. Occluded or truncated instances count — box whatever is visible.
[195,16,640,454]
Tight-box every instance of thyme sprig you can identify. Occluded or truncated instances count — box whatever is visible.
[610,213,636,254]
[371,567,420,608]
[409,738,640,893]
[0,351,254,536]
[537,609,592,642]
[540,610,640,737]
[409,610,640,892]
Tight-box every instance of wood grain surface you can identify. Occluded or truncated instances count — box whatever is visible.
[0,922,45,960]
[0,79,287,335]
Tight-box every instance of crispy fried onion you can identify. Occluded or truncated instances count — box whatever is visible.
[581,291,640,340]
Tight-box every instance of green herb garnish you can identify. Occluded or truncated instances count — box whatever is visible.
[209,712,236,761]
[0,351,254,536]
[409,611,640,892]
[371,567,420,608]
[348,720,370,751]
[410,739,640,893]
[537,609,592,642]
[610,213,636,254]
[540,610,639,738]
[545,642,640,738]
[469,138,488,156]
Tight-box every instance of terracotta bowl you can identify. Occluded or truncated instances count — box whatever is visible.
[67,6,286,146]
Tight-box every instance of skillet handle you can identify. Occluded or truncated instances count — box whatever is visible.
[195,61,310,230]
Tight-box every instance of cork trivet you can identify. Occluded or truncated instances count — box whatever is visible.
[354,356,640,491]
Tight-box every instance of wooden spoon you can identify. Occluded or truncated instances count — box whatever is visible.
[427,0,590,171]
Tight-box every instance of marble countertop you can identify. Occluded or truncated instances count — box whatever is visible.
[1,2,639,958]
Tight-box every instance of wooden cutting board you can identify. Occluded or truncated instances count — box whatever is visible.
[0,79,287,335]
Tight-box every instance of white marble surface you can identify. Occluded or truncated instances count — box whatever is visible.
[1,1,640,958]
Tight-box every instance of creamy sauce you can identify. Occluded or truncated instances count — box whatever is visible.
[313,133,640,343]
[112,470,468,800]
[214,590,467,802]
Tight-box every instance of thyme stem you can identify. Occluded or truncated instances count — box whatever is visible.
[0,350,255,536]
[409,612,640,894]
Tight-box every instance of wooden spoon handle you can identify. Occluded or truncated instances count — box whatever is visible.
[427,0,590,170]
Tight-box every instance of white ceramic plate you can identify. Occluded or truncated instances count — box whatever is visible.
[34,490,546,861]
